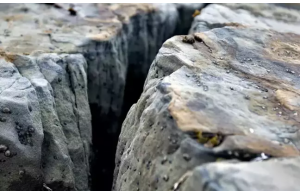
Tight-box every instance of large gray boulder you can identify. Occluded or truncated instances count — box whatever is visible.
[114,26,300,190]
[0,3,206,190]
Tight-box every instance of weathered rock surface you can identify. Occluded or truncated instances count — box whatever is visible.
[1,52,91,191]
[190,4,300,34]
[0,58,44,190]
[114,26,300,190]
[0,3,206,190]
[181,157,300,191]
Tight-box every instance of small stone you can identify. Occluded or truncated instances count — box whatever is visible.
[185,74,190,77]
[244,95,250,100]
[0,145,8,152]
[161,156,168,164]
[272,140,281,145]
[28,126,35,133]
[261,153,268,160]
[283,138,290,144]
[278,111,282,115]
[2,107,11,114]
[58,77,62,82]
[226,70,230,73]
[234,151,239,157]
[183,154,191,161]
[249,128,254,133]
[163,175,169,181]
[0,117,6,122]
[294,112,298,116]
[203,85,208,91]
[19,170,25,175]
[229,87,234,90]
[182,35,195,44]
[173,182,180,191]
[263,96,268,99]
[4,150,11,157]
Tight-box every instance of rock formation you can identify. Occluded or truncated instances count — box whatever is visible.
[0,3,205,190]
[114,4,300,191]
[1,2,300,191]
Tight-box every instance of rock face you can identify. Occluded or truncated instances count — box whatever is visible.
[0,3,206,190]
[1,52,91,190]
[114,25,300,190]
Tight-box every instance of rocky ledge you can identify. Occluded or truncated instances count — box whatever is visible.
[114,4,300,191]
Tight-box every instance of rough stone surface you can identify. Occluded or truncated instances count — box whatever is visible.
[114,26,300,190]
[181,157,300,191]
[1,52,91,191]
[190,4,300,34]
[0,58,44,190]
[0,3,206,190]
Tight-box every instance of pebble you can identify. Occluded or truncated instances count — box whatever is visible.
[183,154,191,161]
[261,153,268,160]
[283,138,290,144]
[234,151,239,157]
[4,150,11,157]
[203,85,209,91]
[19,170,25,175]
[0,145,8,152]
[161,156,168,164]
[0,117,6,122]
[1,107,11,114]
[163,175,169,182]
